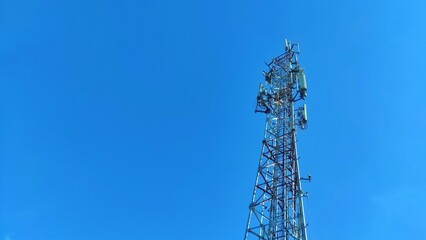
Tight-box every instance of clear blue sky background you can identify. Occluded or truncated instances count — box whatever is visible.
[1,0,426,239]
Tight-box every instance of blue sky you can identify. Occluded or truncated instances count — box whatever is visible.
[1,0,426,239]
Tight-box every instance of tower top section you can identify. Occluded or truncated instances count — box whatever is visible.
[256,39,308,129]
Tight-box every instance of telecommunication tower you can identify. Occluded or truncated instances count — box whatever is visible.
[244,39,310,240]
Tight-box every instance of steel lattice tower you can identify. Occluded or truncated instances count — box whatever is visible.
[244,39,310,240]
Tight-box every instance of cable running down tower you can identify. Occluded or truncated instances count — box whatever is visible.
[244,39,310,240]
